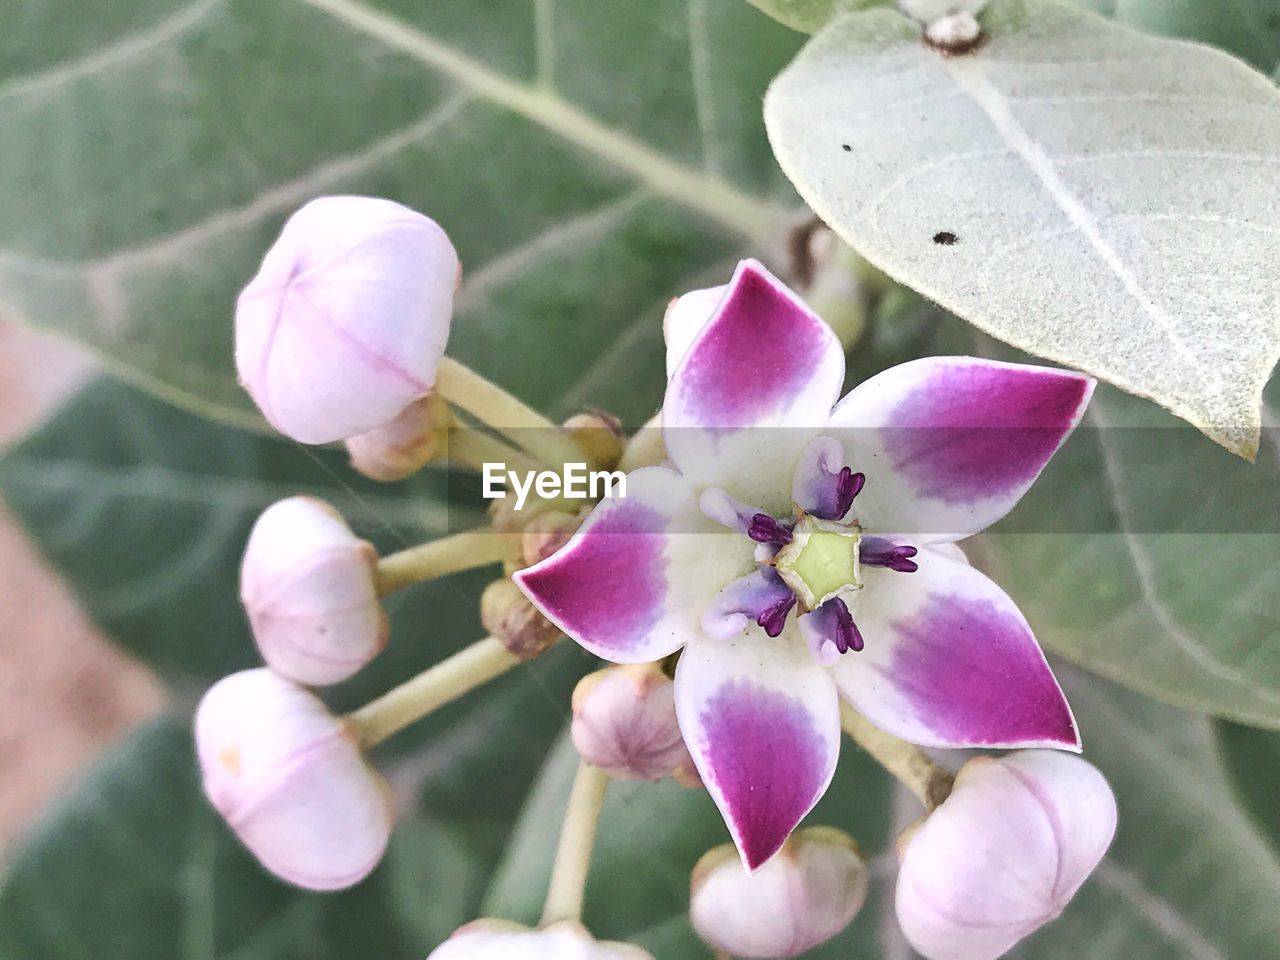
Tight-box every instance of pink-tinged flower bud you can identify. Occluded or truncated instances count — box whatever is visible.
[236,195,459,444]
[663,285,728,377]
[571,665,696,783]
[346,392,451,482]
[896,752,1117,960]
[194,669,392,891]
[691,826,868,958]
[520,510,585,566]
[428,919,654,959]
[480,579,561,661]
[562,411,625,468]
[241,496,387,686]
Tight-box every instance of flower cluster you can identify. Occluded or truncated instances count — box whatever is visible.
[191,194,1117,959]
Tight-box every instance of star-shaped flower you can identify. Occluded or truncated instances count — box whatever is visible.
[516,261,1092,870]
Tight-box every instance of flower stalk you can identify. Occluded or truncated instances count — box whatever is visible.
[839,702,954,810]
[375,529,514,595]
[447,425,549,477]
[347,637,519,747]
[434,357,589,469]
[541,761,611,926]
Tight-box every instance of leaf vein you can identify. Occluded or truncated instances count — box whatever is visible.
[0,0,226,104]
[294,0,781,242]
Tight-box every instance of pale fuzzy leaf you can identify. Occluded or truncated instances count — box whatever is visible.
[744,0,889,34]
[764,0,1280,458]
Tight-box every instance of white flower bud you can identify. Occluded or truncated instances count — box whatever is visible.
[194,669,392,891]
[428,919,654,959]
[346,392,450,482]
[663,285,728,377]
[236,195,459,444]
[691,826,869,958]
[240,496,386,686]
[896,752,1117,960]
[571,665,696,783]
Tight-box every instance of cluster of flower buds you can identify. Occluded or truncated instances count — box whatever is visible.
[195,669,392,890]
[428,919,653,959]
[570,664,698,784]
[235,195,459,476]
[896,752,1117,960]
[691,827,868,958]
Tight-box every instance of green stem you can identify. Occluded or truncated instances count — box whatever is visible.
[540,761,610,926]
[347,638,518,747]
[434,357,587,469]
[839,702,954,810]
[447,424,548,476]
[375,529,513,595]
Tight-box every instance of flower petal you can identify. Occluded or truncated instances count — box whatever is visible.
[514,467,752,664]
[664,260,844,511]
[664,284,729,378]
[676,632,841,870]
[832,548,1078,750]
[826,358,1093,541]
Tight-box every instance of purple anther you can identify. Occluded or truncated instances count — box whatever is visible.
[861,537,919,574]
[748,513,794,545]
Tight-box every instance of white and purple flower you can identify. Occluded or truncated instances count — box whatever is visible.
[515,261,1093,870]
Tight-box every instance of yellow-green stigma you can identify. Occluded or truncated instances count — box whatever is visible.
[773,516,862,611]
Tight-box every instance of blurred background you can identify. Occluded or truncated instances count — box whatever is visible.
[0,325,161,851]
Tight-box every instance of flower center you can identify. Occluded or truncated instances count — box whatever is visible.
[773,516,862,610]
[700,443,922,661]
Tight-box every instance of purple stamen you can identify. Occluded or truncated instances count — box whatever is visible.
[861,537,919,574]
[757,592,797,638]
[748,513,793,545]
[830,468,866,522]
[829,597,864,653]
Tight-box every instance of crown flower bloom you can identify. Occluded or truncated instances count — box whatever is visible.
[241,496,387,686]
[516,260,1093,870]
[427,919,654,959]
[194,669,393,891]
[691,826,868,958]
[235,195,459,444]
[896,752,1117,960]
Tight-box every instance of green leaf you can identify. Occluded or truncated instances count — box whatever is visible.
[764,0,1280,458]
[1216,720,1280,857]
[483,668,1280,958]
[0,0,804,430]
